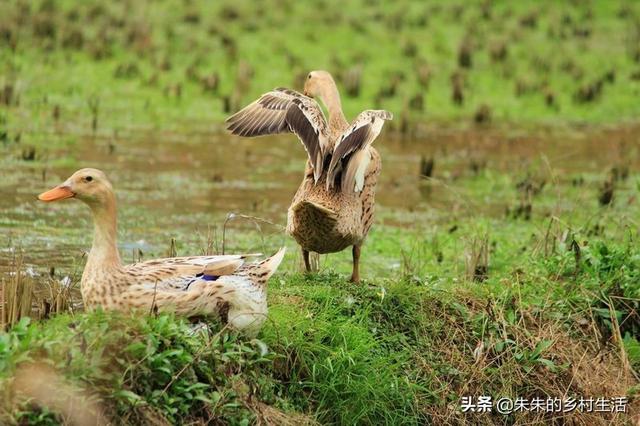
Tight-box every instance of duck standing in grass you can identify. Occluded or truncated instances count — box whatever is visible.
[226,70,392,282]
[38,168,285,333]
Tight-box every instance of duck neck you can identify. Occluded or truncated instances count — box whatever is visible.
[87,195,121,270]
[321,82,348,132]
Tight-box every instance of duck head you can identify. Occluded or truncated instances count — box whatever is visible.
[303,70,337,98]
[38,168,114,208]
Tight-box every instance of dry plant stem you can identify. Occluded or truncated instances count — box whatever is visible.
[607,298,635,380]
[222,211,286,255]
[1,253,34,329]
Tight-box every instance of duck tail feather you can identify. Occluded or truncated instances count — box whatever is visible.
[258,247,287,283]
[291,200,337,219]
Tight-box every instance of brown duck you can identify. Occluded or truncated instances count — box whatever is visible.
[38,168,286,333]
[226,70,392,282]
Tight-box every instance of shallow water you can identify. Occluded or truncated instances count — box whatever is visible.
[1,124,638,274]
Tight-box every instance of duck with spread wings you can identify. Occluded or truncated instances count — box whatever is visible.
[226,70,392,283]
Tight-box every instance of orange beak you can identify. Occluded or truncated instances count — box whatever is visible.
[38,186,75,202]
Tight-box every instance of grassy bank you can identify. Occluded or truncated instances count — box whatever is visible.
[1,211,639,423]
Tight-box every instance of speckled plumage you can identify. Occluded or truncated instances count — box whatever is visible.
[226,71,392,282]
[81,251,284,332]
[39,168,285,333]
[286,147,381,254]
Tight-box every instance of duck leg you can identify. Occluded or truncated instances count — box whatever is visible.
[349,244,361,283]
[302,249,321,273]
[302,249,311,272]
[309,252,320,271]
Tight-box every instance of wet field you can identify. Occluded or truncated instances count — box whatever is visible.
[2,124,638,275]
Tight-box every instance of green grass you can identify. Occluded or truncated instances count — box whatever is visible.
[1,0,640,143]
[1,229,638,424]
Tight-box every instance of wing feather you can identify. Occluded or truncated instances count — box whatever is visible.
[124,254,258,291]
[341,149,372,193]
[326,110,392,191]
[226,89,329,181]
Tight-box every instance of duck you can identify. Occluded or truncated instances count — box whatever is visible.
[37,168,285,333]
[226,70,392,282]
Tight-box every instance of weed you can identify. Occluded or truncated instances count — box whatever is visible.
[465,234,490,282]
[1,253,34,330]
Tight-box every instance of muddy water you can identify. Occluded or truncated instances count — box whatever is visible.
[1,124,639,274]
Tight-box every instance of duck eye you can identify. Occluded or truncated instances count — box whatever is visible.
[85,176,93,182]
[307,74,311,79]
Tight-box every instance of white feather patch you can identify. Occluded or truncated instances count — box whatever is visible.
[354,150,371,192]
[341,149,372,193]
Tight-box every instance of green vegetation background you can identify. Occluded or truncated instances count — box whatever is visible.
[1,0,639,424]
[1,0,640,136]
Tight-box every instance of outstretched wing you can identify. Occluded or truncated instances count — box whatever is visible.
[326,110,392,191]
[226,88,330,182]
